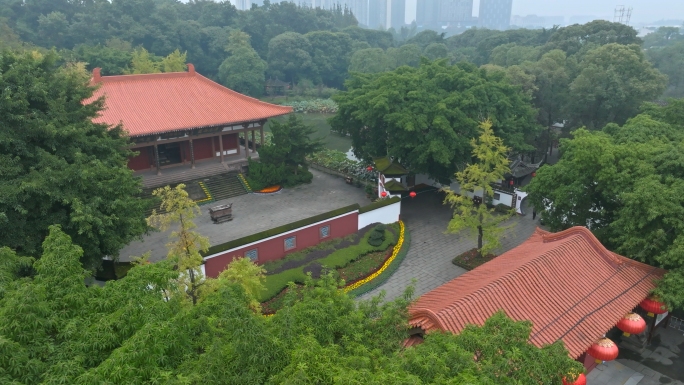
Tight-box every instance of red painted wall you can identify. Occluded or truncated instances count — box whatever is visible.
[193,137,214,160]
[128,146,151,171]
[204,212,358,278]
[222,133,238,150]
[579,352,599,373]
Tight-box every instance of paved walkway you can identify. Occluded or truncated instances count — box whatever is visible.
[359,189,543,301]
[117,169,370,262]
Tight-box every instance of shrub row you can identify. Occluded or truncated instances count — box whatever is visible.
[202,204,360,257]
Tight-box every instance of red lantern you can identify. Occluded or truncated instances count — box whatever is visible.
[381,191,387,197]
[617,313,646,336]
[640,297,667,317]
[531,172,537,177]
[509,180,514,186]
[366,166,373,171]
[587,338,619,364]
[409,191,417,198]
[562,373,586,385]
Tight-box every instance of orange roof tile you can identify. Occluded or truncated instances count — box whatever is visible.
[409,227,665,358]
[84,65,292,137]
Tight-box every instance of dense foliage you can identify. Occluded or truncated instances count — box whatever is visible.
[526,100,684,309]
[331,59,539,182]
[247,114,323,191]
[0,226,583,384]
[0,50,148,268]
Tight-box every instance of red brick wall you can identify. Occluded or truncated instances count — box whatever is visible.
[579,352,599,373]
[128,146,151,171]
[204,212,358,278]
[193,137,214,160]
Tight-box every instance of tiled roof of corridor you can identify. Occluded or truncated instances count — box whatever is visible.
[409,226,665,358]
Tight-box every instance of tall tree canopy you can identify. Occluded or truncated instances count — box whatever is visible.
[0,50,148,268]
[526,100,684,309]
[0,226,583,384]
[218,30,267,96]
[566,43,667,129]
[331,59,539,182]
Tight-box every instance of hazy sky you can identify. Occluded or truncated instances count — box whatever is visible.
[405,0,684,24]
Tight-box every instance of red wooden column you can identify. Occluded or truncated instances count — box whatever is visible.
[189,138,195,169]
[153,144,161,175]
[219,134,224,163]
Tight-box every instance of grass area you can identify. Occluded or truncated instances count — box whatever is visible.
[451,248,498,271]
[337,250,389,283]
[258,229,395,302]
[264,112,352,152]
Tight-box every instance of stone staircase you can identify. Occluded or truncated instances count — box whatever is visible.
[141,172,248,216]
[140,162,243,189]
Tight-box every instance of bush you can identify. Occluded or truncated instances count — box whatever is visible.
[284,168,313,187]
[367,225,386,247]
[247,157,286,191]
[494,203,513,214]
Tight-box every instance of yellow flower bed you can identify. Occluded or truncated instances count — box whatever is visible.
[344,220,405,292]
[238,173,252,192]
[194,182,213,203]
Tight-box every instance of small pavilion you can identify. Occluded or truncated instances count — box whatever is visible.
[85,64,292,176]
[374,156,409,198]
[408,227,665,372]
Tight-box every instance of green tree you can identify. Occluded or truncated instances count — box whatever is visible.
[267,31,315,83]
[348,47,391,73]
[422,42,448,61]
[248,115,323,190]
[387,43,422,68]
[72,40,134,75]
[127,46,161,74]
[160,49,187,72]
[443,121,515,255]
[526,106,684,309]
[647,41,684,97]
[305,30,353,87]
[0,50,148,268]
[567,43,667,129]
[215,257,266,312]
[147,184,210,305]
[642,26,683,48]
[332,59,539,182]
[218,31,267,96]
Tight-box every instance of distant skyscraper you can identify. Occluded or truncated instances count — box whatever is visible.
[478,0,512,30]
[350,0,369,26]
[417,0,473,26]
[389,0,406,29]
[232,0,252,10]
[368,0,387,29]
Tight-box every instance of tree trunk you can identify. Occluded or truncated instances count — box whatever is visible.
[477,225,483,255]
[189,268,197,306]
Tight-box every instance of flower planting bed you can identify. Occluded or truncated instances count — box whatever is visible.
[258,224,398,303]
[254,185,283,194]
[451,248,498,271]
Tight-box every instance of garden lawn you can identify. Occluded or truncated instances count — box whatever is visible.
[264,113,351,152]
[259,228,395,302]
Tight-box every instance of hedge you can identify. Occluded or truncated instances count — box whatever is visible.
[258,229,395,302]
[359,196,401,214]
[202,204,360,256]
[347,224,411,298]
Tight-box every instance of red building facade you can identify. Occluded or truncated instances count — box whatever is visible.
[85,64,292,174]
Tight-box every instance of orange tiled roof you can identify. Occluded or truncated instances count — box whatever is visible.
[409,227,665,358]
[85,65,292,137]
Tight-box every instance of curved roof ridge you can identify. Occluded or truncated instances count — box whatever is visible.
[542,226,626,267]
[94,71,192,83]
[193,72,292,115]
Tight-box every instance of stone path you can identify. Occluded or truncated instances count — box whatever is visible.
[359,189,543,302]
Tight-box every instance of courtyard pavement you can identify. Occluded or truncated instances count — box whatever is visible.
[358,189,543,302]
[117,169,370,262]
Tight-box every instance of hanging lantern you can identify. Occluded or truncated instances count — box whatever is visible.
[509,180,514,186]
[587,338,619,364]
[617,313,647,337]
[562,373,586,385]
[409,191,417,198]
[381,191,387,198]
[532,172,537,177]
[366,166,373,171]
[640,296,667,317]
